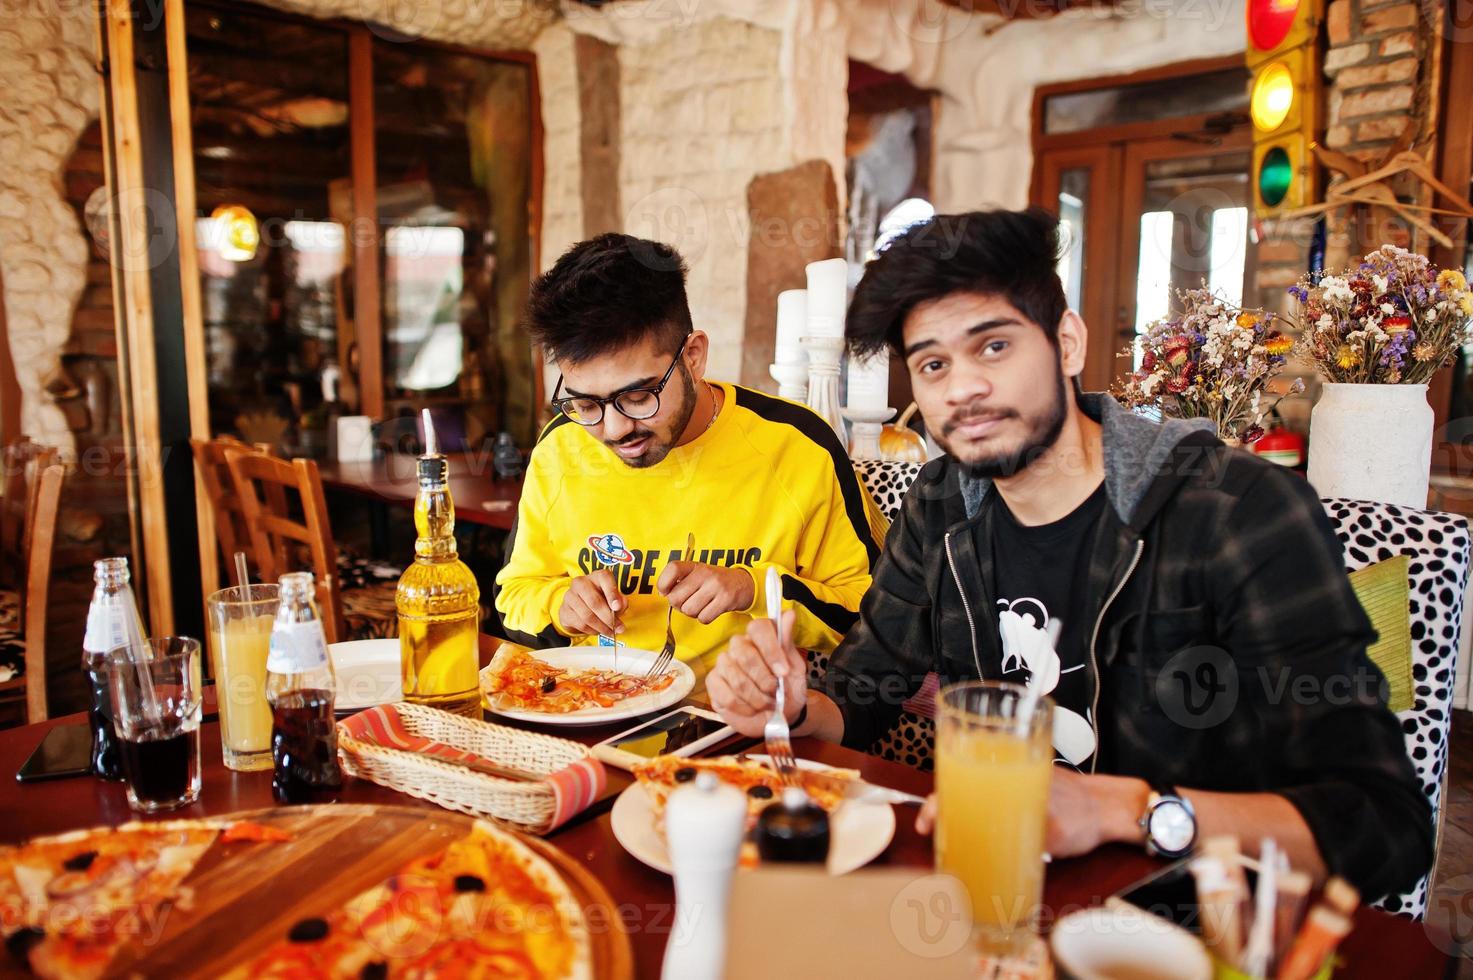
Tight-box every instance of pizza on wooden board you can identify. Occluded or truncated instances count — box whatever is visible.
[234,820,592,980]
[482,646,675,714]
[0,818,289,979]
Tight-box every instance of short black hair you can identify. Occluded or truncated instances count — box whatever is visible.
[526,233,693,364]
[846,208,1068,359]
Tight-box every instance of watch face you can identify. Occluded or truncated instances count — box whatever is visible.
[1149,800,1196,854]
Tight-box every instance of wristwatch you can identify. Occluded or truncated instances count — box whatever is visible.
[1138,783,1197,859]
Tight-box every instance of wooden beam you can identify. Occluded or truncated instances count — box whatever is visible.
[349,29,383,420]
[0,265,20,448]
[99,0,176,635]
[167,0,220,610]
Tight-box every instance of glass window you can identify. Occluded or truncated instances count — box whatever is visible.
[372,41,535,445]
[1043,68,1250,135]
[1057,168,1089,313]
[187,5,352,447]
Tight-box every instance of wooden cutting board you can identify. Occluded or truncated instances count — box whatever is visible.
[102,803,632,979]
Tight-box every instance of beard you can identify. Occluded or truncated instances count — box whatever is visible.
[604,364,698,469]
[940,368,1068,480]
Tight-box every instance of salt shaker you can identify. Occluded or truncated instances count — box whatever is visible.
[662,771,747,980]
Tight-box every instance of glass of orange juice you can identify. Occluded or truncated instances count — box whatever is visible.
[936,680,1054,956]
[206,583,278,771]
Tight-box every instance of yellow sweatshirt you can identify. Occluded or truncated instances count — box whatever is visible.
[492,382,886,679]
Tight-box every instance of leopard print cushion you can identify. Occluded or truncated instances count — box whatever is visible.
[1322,497,1471,920]
[0,625,23,683]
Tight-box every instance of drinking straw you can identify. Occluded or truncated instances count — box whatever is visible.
[234,551,250,590]
[1014,616,1061,736]
[1275,907,1351,980]
[1242,838,1280,978]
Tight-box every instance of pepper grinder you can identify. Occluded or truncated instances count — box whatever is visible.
[662,771,747,980]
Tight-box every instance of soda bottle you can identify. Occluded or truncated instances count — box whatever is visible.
[81,557,148,780]
[265,572,342,804]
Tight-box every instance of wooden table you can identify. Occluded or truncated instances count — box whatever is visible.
[316,453,522,531]
[0,656,1451,978]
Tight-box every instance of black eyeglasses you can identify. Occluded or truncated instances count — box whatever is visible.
[551,336,690,426]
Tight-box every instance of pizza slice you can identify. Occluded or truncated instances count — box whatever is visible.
[235,820,591,980]
[483,646,676,714]
[633,755,859,845]
[0,818,238,979]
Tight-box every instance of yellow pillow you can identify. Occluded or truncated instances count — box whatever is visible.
[1348,556,1414,714]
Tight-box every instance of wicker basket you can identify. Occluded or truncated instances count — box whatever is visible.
[337,702,602,835]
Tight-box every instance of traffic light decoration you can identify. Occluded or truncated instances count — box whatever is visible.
[1247,0,1324,217]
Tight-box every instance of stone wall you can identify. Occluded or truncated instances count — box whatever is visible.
[0,4,98,456]
[846,0,1249,212]
[619,17,788,382]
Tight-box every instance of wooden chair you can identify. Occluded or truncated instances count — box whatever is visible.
[191,435,255,575]
[1,439,59,590]
[223,446,399,644]
[224,446,347,643]
[0,456,65,724]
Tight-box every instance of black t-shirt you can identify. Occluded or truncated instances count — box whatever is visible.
[981,481,1108,765]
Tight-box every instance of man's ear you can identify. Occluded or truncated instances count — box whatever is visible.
[1056,311,1088,381]
[685,329,710,379]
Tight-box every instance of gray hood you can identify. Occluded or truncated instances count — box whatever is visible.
[958,393,1217,524]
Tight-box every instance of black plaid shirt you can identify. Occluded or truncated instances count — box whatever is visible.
[823,400,1432,901]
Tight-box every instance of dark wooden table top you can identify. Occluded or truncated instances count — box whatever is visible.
[316,452,522,531]
[0,640,1451,978]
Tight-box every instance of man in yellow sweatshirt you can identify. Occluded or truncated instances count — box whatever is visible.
[493,233,884,681]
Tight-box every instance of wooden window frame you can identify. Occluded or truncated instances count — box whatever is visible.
[1428,18,1473,477]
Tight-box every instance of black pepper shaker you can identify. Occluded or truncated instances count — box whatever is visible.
[755,786,830,864]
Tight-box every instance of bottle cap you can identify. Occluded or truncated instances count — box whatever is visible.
[418,408,447,488]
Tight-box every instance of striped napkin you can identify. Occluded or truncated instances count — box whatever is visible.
[338,704,607,831]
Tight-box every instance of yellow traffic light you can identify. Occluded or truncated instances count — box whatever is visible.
[1250,61,1295,133]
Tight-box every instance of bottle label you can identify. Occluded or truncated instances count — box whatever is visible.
[267,620,330,673]
[83,601,133,658]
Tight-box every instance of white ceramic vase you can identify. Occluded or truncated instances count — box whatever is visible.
[1306,382,1433,508]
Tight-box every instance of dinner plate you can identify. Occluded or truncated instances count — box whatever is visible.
[480,645,696,726]
[609,756,897,875]
[328,638,402,711]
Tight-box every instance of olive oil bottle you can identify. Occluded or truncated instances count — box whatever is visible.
[396,410,481,717]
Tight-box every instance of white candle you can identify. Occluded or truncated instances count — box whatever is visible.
[774,289,808,366]
[805,258,848,339]
[846,349,890,413]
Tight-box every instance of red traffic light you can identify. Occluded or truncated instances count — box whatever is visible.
[1248,0,1301,52]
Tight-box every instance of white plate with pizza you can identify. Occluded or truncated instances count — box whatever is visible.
[480,645,696,726]
[610,754,897,875]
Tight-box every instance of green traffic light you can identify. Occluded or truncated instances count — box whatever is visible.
[1259,146,1293,207]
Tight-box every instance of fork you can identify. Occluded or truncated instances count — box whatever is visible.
[761,565,799,787]
[645,531,695,679]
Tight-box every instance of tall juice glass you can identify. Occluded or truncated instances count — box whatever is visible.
[207,583,278,771]
[936,681,1054,956]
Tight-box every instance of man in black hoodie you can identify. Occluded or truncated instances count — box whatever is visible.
[708,208,1431,901]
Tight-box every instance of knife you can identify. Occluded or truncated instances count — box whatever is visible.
[799,769,928,807]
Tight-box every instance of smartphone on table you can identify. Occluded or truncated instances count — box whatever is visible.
[592,706,735,771]
[16,723,93,783]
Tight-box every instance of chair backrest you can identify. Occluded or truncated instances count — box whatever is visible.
[20,461,63,723]
[191,436,254,574]
[2,440,59,583]
[1321,497,1472,919]
[224,447,344,643]
[852,459,924,525]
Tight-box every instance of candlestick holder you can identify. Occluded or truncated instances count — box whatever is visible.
[841,406,897,460]
[769,361,809,402]
[802,335,848,443]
